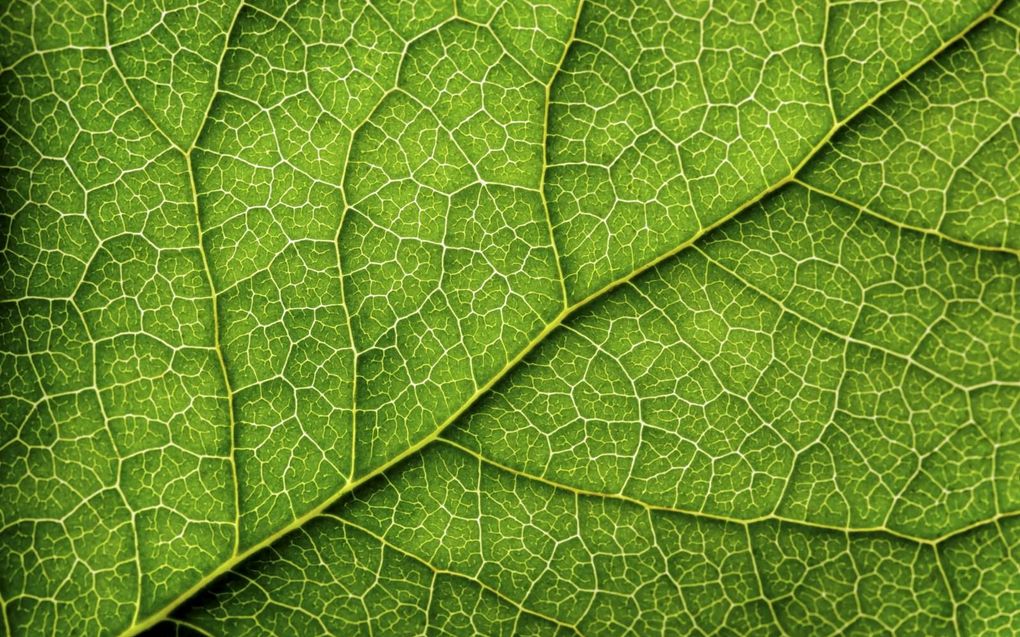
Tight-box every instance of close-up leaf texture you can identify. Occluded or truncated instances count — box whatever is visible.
[1,0,1018,635]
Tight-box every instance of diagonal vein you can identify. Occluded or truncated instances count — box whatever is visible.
[793,177,1020,258]
[117,3,1006,634]
[432,437,1020,547]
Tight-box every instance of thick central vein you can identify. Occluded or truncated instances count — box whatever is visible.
[117,3,1005,635]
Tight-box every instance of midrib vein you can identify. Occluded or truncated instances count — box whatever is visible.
[119,3,1006,634]
[323,514,585,636]
[323,436,1015,637]
[433,437,1020,547]
[793,177,1020,257]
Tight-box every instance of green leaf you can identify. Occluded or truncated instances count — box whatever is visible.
[0,0,1016,635]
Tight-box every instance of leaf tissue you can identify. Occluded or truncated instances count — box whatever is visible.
[1,0,1018,635]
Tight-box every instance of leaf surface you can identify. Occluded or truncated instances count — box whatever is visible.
[0,0,1017,635]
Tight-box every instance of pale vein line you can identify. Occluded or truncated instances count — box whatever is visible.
[435,437,1020,546]
[793,178,1020,258]
[322,514,584,636]
[116,3,1008,634]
